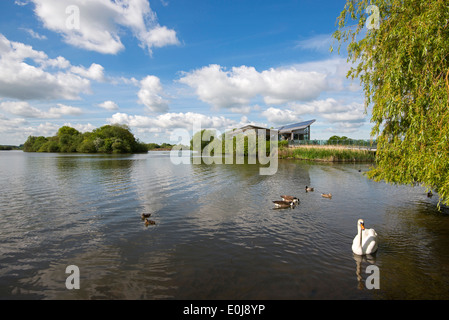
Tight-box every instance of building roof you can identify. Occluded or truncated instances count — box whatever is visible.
[277,119,316,133]
[238,125,271,131]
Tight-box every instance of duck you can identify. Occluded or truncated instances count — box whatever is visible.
[145,219,156,226]
[352,219,378,255]
[321,193,332,198]
[427,191,433,198]
[273,200,295,209]
[280,195,299,204]
[141,213,151,220]
[305,186,314,192]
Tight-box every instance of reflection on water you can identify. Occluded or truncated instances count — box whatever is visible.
[1,151,449,299]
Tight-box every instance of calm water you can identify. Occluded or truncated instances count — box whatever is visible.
[1,150,449,300]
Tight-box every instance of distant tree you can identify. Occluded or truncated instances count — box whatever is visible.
[327,135,350,145]
[147,143,160,150]
[23,124,148,154]
[190,129,218,152]
[57,126,80,137]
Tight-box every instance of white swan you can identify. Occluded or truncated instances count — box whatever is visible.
[352,219,378,255]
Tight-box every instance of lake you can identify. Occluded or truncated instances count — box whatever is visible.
[1,150,449,300]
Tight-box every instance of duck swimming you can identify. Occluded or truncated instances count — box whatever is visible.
[145,219,156,226]
[280,195,299,204]
[273,200,295,209]
[321,193,332,198]
[141,213,151,220]
[305,186,314,192]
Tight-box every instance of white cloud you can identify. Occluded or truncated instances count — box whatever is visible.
[288,98,353,115]
[142,25,179,49]
[0,34,96,101]
[138,75,169,113]
[261,107,302,125]
[23,122,61,137]
[0,101,46,118]
[98,100,119,111]
[291,58,360,92]
[0,101,82,118]
[49,104,83,116]
[0,114,28,133]
[261,98,367,132]
[70,63,105,81]
[14,1,28,6]
[295,34,333,52]
[29,0,179,55]
[63,122,96,133]
[21,28,47,40]
[178,64,328,110]
[108,112,237,134]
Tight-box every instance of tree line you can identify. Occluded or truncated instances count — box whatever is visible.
[23,124,148,154]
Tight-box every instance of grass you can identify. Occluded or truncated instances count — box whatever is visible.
[278,145,376,162]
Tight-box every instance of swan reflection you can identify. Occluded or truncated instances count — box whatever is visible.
[353,253,377,290]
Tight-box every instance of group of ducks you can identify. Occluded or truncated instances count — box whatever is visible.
[139,186,379,256]
[272,187,378,256]
[141,213,156,226]
[272,186,332,209]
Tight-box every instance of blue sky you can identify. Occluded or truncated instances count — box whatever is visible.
[0,0,371,145]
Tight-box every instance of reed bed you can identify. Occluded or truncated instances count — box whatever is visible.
[278,145,376,162]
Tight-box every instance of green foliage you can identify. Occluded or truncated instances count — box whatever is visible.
[146,142,174,150]
[23,124,148,154]
[23,136,48,152]
[190,130,273,157]
[279,147,376,162]
[333,0,449,205]
[147,143,161,150]
[57,126,80,137]
[160,143,173,149]
[278,140,289,148]
[190,129,218,153]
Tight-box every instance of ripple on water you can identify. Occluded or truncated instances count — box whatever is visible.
[1,152,449,299]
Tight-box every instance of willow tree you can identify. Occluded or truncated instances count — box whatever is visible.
[333,0,449,205]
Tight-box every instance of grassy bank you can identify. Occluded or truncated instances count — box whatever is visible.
[279,145,376,162]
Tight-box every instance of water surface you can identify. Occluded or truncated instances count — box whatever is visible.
[1,151,448,299]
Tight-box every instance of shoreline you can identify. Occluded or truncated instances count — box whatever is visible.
[278,145,376,162]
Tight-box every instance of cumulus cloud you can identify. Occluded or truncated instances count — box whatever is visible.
[108,112,237,134]
[70,63,105,81]
[28,0,179,55]
[0,114,28,133]
[0,33,98,101]
[98,100,119,111]
[0,101,46,118]
[49,104,83,116]
[261,98,367,132]
[0,101,82,118]
[261,107,302,125]
[138,75,169,113]
[178,64,328,110]
[63,122,96,133]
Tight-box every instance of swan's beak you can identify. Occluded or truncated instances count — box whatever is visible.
[361,223,365,230]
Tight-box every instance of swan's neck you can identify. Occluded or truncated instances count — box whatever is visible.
[359,227,363,247]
